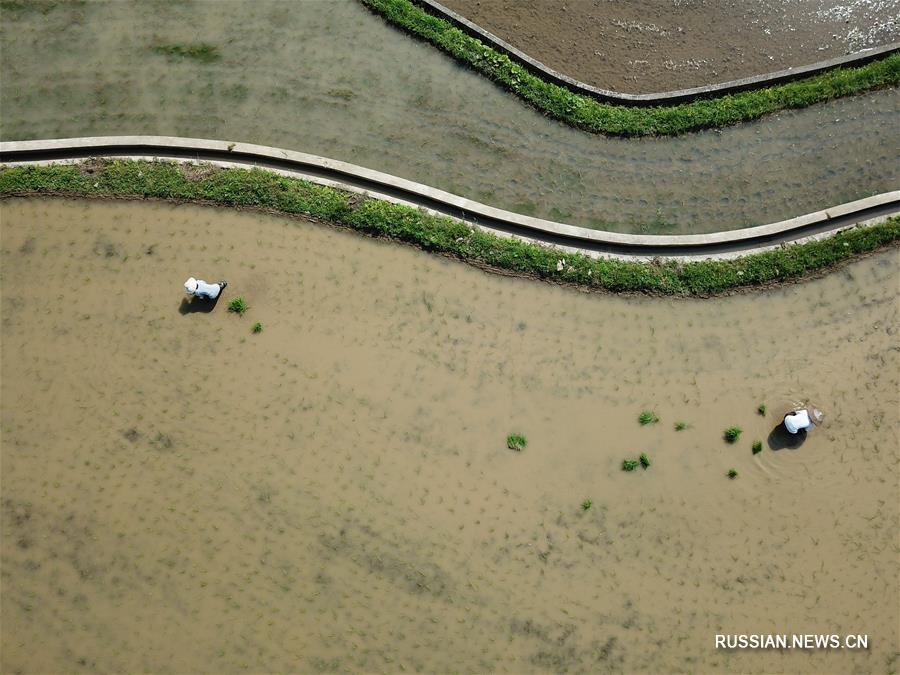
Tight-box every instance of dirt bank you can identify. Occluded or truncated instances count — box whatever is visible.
[442,0,899,93]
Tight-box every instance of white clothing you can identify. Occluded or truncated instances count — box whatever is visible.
[784,409,812,434]
[185,278,222,300]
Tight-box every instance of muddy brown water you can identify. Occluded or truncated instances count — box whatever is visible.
[1,197,898,673]
[443,0,900,93]
[0,0,898,233]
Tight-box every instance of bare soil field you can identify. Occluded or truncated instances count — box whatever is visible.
[443,0,899,93]
[2,197,898,673]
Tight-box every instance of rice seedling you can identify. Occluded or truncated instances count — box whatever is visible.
[752,440,763,454]
[581,498,593,511]
[506,434,527,451]
[153,43,221,63]
[639,453,651,469]
[622,459,639,472]
[757,403,767,416]
[251,321,263,333]
[638,410,659,426]
[724,427,742,443]
[674,421,687,431]
[228,296,248,315]
[727,468,739,479]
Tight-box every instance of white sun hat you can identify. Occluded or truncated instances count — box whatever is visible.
[184,277,199,294]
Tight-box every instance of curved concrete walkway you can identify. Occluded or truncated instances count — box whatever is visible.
[411,0,900,105]
[1,136,897,261]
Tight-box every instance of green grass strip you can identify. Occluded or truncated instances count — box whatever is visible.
[2,160,897,295]
[360,0,900,136]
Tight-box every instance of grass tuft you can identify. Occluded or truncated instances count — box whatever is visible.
[360,0,900,137]
[727,468,739,479]
[724,427,742,443]
[153,43,220,63]
[622,459,639,472]
[581,498,593,511]
[228,296,248,315]
[506,434,527,451]
[752,440,763,454]
[2,160,898,297]
[638,410,659,426]
[674,421,687,431]
[639,452,651,469]
[757,403,767,416]
[251,321,263,333]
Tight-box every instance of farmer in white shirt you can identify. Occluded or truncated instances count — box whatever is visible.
[783,406,824,434]
[184,277,227,300]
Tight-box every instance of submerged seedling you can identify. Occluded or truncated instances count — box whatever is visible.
[506,434,527,451]
[622,459,639,472]
[727,468,739,479]
[757,403,767,416]
[581,498,593,511]
[638,410,659,426]
[228,296,248,315]
[674,421,687,431]
[639,453,651,469]
[752,440,763,454]
[251,321,263,334]
[724,427,742,443]
[153,43,221,63]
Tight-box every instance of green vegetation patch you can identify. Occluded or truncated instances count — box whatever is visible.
[674,421,687,431]
[581,498,593,511]
[724,427,743,443]
[506,433,527,451]
[752,440,763,454]
[727,468,739,479]
[757,403,767,416]
[153,43,221,63]
[228,296,248,315]
[639,453,651,469]
[638,410,659,425]
[622,459,639,472]
[360,0,900,137]
[2,160,898,297]
[251,321,263,333]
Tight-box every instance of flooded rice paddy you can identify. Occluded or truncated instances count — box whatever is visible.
[1,197,898,673]
[0,0,898,233]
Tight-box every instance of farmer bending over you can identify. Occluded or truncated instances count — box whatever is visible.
[184,277,227,300]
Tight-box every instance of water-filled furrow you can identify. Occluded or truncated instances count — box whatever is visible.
[1,0,897,233]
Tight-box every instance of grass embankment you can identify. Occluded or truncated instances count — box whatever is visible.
[360,0,900,136]
[1,160,898,296]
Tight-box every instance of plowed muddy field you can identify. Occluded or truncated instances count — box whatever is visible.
[2,197,898,673]
[443,0,899,92]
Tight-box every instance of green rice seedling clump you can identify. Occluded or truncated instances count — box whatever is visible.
[622,459,639,472]
[674,421,687,431]
[228,297,248,315]
[251,321,263,333]
[581,498,593,511]
[638,410,659,426]
[727,468,739,479]
[758,403,767,416]
[724,427,742,443]
[507,434,527,451]
[639,453,651,469]
[752,440,763,454]
[153,43,221,63]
